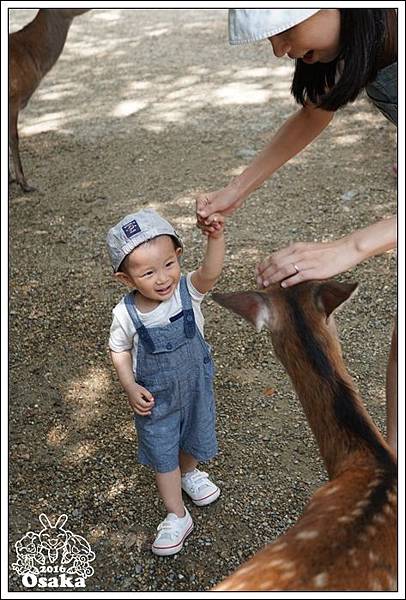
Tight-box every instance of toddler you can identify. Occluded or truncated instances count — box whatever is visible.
[106,208,225,555]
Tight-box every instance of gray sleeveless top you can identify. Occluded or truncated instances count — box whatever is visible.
[366,61,397,126]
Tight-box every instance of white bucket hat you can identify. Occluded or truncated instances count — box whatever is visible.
[228,9,320,45]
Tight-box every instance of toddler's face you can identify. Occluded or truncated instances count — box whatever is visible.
[120,235,182,301]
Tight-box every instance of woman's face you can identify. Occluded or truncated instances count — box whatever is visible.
[269,9,341,64]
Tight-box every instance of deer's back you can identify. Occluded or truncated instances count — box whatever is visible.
[215,457,397,591]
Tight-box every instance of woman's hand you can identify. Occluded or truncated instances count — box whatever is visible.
[197,212,225,239]
[196,186,242,233]
[256,238,360,288]
[256,217,396,288]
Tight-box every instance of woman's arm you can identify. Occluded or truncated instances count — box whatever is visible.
[226,104,335,205]
[197,104,334,221]
[256,215,397,288]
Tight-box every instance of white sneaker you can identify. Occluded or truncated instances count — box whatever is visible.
[181,468,221,506]
[152,507,193,556]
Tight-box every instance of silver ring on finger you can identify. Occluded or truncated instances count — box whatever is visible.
[293,263,300,274]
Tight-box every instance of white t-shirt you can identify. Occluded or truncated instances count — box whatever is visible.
[109,272,205,373]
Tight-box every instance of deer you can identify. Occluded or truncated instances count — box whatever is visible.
[212,280,397,592]
[9,9,90,192]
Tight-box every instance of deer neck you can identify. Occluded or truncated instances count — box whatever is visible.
[278,318,392,479]
[30,10,73,76]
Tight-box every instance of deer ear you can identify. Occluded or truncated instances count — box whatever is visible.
[317,281,358,317]
[212,291,271,332]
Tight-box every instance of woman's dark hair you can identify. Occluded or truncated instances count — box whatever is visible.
[291,9,397,111]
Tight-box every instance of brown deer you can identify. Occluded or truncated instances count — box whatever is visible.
[212,280,397,591]
[9,9,90,192]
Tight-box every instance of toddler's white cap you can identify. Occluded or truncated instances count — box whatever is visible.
[106,208,183,272]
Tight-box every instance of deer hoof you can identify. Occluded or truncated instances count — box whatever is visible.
[18,181,37,193]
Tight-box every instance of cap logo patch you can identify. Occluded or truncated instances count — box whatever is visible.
[122,219,141,238]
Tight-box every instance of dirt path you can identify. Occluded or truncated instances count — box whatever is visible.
[9,8,396,592]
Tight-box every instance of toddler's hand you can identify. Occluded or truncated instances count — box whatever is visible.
[197,212,225,239]
[128,384,155,416]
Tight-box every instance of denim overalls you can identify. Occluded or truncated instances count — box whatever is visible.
[366,62,397,126]
[124,276,217,473]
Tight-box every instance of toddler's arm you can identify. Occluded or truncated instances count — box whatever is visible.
[110,349,155,416]
[191,213,225,294]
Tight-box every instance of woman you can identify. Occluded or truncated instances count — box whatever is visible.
[196,9,397,452]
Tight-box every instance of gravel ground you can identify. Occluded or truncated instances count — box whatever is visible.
[9,9,396,592]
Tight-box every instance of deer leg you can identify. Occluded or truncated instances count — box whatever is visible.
[9,107,36,192]
[386,322,397,455]
[9,166,16,184]
[8,110,17,183]
[9,142,17,184]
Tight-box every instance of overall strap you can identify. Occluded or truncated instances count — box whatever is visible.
[179,275,196,339]
[123,292,155,353]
